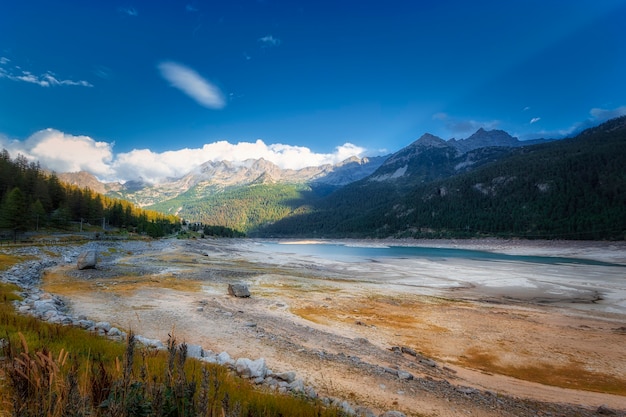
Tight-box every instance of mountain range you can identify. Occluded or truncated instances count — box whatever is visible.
[57,119,626,239]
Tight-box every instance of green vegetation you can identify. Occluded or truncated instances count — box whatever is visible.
[260,116,626,240]
[148,183,318,235]
[0,150,179,240]
[0,282,344,417]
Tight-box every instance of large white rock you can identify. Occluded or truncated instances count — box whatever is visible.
[77,250,97,270]
[235,357,268,379]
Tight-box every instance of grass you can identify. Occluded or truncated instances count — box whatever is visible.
[0,253,33,270]
[0,282,346,417]
[42,269,203,297]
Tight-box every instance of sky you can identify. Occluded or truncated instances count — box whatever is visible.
[1,0,625,184]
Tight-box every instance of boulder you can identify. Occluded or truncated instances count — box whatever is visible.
[228,283,250,298]
[235,357,268,379]
[134,335,165,350]
[77,250,97,270]
[379,412,407,417]
[216,351,233,365]
[274,371,297,383]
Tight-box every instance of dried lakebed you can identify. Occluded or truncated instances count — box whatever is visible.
[11,239,626,416]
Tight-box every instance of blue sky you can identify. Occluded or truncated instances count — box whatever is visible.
[1,1,625,183]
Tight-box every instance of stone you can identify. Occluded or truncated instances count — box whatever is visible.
[186,344,204,358]
[400,346,417,357]
[397,370,414,380]
[108,327,122,337]
[94,321,111,332]
[216,351,232,365]
[597,405,617,415]
[355,406,377,417]
[77,250,97,270]
[274,371,297,383]
[379,412,407,417]
[33,299,56,314]
[228,283,250,298]
[134,335,165,349]
[78,319,96,329]
[419,358,437,367]
[287,379,305,393]
[235,357,268,379]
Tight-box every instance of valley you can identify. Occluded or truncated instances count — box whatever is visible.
[36,238,626,416]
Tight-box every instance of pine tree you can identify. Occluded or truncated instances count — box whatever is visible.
[1,187,28,242]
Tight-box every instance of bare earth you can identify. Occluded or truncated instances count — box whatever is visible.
[42,239,626,417]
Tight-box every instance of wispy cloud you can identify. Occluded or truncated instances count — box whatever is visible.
[432,113,500,138]
[118,6,138,17]
[521,105,626,140]
[589,106,626,121]
[185,4,198,12]
[1,129,367,184]
[0,61,93,87]
[158,61,225,109]
[93,65,112,80]
[530,117,541,124]
[258,35,281,47]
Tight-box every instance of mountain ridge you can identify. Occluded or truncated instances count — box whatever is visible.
[259,116,626,239]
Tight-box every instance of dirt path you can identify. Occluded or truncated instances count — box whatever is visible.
[42,239,626,416]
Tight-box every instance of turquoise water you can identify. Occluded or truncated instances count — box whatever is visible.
[260,242,624,267]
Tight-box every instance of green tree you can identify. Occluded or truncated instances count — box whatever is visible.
[29,199,47,231]
[1,187,28,242]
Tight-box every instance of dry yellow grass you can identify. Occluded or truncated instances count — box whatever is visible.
[42,268,202,297]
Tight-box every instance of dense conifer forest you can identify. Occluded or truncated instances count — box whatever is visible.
[259,117,626,240]
[0,150,179,239]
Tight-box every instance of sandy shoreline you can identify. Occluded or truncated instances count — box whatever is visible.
[39,238,626,416]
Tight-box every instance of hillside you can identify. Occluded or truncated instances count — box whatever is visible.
[259,116,626,240]
[0,151,179,239]
[147,182,317,233]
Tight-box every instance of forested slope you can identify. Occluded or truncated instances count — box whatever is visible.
[0,150,179,239]
[260,116,626,240]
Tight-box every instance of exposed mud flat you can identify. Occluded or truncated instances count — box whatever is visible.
[42,239,626,416]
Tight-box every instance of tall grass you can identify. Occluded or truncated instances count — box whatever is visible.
[0,282,345,416]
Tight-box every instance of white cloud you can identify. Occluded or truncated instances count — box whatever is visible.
[589,106,626,121]
[1,130,367,184]
[258,35,281,47]
[158,61,225,109]
[530,117,541,124]
[0,129,114,177]
[0,64,93,87]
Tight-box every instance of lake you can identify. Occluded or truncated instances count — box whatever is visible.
[258,241,624,267]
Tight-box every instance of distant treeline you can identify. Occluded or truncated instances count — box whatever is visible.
[0,150,179,239]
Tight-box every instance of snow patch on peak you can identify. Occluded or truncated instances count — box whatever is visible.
[369,164,408,182]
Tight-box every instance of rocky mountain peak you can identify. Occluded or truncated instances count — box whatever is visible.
[414,133,448,148]
[449,128,519,153]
